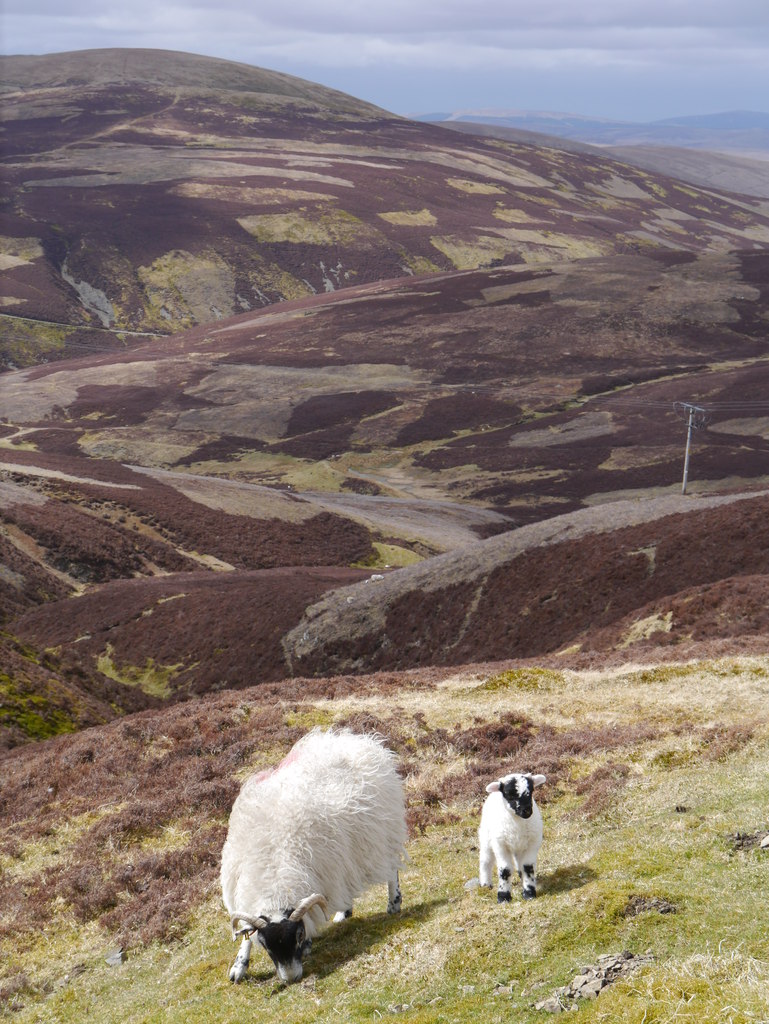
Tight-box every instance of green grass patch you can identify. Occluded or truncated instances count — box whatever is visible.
[0,316,72,368]
[353,541,423,569]
[3,659,768,1022]
[96,645,182,699]
[0,673,78,741]
[479,667,564,692]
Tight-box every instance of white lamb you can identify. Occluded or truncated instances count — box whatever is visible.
[220,727,407,983]
[478,772,546,901]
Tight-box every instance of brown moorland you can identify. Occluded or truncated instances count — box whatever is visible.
[1,51,769,1024]
[0,50,768,748]
[2,247,769,741]
[4,49,769,367]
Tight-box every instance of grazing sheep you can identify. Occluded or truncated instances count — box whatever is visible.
[478,772,546,902]
[221,727,407,983]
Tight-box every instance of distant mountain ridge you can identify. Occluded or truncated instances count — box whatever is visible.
[414,109,769,155]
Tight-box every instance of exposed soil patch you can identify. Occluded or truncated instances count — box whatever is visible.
[622,895,677,917]
[728,830,769,851]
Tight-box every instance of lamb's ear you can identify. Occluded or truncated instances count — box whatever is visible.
[485,780,502,794]
[529,774,546,788]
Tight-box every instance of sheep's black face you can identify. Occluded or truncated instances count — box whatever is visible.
[500,775,534,819]
[256,917,310,983]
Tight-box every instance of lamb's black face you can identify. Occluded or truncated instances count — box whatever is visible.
[500,774,534,819]
[256,916,310,983]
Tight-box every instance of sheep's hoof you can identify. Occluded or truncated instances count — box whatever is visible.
[497,890,512,903]
[229,963,248,983]
[522,888,537,900]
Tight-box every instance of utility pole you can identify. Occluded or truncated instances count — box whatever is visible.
[675,402,708,495]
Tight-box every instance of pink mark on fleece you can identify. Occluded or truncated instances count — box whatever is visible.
[252,746,302,786]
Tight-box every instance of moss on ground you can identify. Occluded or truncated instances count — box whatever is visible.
[0,673,78,741]
[96,645,182,699]
[0,316,72,368]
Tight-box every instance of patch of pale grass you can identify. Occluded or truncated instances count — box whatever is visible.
[601,948,769,1023]
[0,805,124,881]
[378,209,437,226]
[461,656,769,734]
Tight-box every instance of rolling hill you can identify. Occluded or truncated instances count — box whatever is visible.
[437,121,769,199]
[4,50,769,369]
[2,49,769,1024]
[2,49,769,746]
[2,244,769,743]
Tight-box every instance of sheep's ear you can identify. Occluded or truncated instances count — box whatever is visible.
[530,774,546,788]
[485,780,502,794]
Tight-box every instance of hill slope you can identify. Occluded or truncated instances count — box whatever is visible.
[1,653,767,1022]
[437,121,769,198]
[423,109,769,154]
[2,248,769,738]
[4,51,769,366]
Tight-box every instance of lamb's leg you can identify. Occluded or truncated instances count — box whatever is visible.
[479,840,495,888]
[520,860,537,899]
[496,862,514,903]
[493,840,514,902]
[229,935,252,983]
[515,850,538,899]
[387,873,402,914]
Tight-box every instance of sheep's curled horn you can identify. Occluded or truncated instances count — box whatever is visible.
[289,893,328,921]
[230,912,268,938]
[229,894,328,938]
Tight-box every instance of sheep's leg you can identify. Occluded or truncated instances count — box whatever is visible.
[333,908,353,923]
[521,861,537,899]
[515,850,538,899]
[496,863,514,903]
[229,935,252,983]
[387,873,402,914]
[479,842,495,888]
[492,840,514,902]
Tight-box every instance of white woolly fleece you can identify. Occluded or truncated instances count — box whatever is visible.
[221,728,407,937]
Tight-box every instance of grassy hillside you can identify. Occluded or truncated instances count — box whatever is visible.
[2,655,768,1022]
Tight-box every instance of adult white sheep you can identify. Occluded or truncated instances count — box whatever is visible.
[221,727,407,984]
[478,772,546,902]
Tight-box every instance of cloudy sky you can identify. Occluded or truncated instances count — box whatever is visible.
[3,0,768,121]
